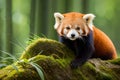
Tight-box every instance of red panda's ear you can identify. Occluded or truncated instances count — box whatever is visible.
[54,12,64,29]
[83,14,95,30]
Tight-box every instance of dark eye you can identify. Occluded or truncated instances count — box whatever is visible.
[66,26,70,30]
[76,27,80,30]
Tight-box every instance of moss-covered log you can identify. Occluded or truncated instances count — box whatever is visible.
[0,38,120,80]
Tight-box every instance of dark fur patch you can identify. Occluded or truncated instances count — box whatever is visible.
[59,30,95,68]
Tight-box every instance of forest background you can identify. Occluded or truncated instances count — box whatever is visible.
[0,0,120,58]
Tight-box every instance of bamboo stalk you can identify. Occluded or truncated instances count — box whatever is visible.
[29,0,36,38]
[5,0,13,54]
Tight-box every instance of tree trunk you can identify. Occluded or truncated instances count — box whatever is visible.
[35,0,49,37]
[82,0,88,13]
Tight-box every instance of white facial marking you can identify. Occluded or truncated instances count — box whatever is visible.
[79,29,83,35]
[63,28,68,34]
[63,24,71,34]
[67,29,79,40]
[84,24,89,36]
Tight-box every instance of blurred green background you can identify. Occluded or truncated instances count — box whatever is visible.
[0,0,120,57]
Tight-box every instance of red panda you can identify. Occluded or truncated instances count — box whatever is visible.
[54,12,117,68]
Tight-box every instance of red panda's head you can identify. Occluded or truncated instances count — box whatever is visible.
[54,12,95,40]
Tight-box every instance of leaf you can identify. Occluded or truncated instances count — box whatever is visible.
[0,50,18,61]
[0,64,7,68]
[11,64,19,73]
[30,62,44,80]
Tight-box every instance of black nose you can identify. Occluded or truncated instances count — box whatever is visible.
[71,34,75,38]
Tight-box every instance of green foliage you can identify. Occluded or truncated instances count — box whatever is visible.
[0,50,18,68]
[0,50,45,80]
[30,62,44,80]
[18,57,45,80]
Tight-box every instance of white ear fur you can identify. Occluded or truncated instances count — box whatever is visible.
[83,14,95,30]
[54,12,64,29]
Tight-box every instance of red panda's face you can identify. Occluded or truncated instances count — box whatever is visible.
[54,12,95,40]
[61,18,89,40]
[62,24,82,40]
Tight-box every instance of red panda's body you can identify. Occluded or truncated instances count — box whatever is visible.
[54,12,117,68]
[92,27,117,59]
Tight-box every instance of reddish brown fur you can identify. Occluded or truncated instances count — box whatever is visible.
[57,12,117,59]
[57,12,90,36]
[93,27,117,59]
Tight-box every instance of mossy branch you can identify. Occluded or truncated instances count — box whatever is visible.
[0,38,120,80]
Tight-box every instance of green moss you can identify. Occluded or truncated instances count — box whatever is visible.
[1,55,120,80]
[28,55,53,62]
[6,68,40,80]
[55,58,72,68]
[109,58,120,65]
[96,71,112,80]
[79,62,115,80]
[20,38,74,59]
[72,69,88,80]
[1,38,120,80]
[0,59,42,80]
